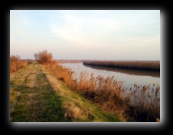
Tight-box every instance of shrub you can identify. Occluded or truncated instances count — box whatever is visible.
[34,50,53,64]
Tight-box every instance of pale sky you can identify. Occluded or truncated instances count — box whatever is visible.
[10,10,160,60]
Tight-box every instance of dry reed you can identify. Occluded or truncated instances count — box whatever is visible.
[44,61,160,121]
[83,60,160,71]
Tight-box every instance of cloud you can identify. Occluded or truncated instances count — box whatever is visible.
[10,10,160,60]
[10,10,34,41]
[50,10,159,44]
[50,12,121,48]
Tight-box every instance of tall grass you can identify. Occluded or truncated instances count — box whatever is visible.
[44,62,160,121]
[44,62,129,119]
[10,55,28,74]
[127,83,160,121]
[37,51,160,121]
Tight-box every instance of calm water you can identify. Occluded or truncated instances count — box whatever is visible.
[60,63,160,90]
[61,63,160,108]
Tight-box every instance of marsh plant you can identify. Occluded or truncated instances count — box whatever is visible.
[127,83,160,121]
[33,51,160,121]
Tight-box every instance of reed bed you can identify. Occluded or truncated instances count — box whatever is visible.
[44,62,160,122]
[83,60,160,71]
[126,83,160,121]
[45,62,128,116]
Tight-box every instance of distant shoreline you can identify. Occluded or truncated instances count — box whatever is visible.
[56,60,82,63]
[83,60,160,72]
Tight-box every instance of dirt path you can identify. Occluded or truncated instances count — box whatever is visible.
[10,63,124,122]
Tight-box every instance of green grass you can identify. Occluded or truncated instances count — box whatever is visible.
[10,63,67,122]
[10,64,34,112]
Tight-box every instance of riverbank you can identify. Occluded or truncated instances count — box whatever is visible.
[10,62,160,122]
[45,62,160,122]
[83,60,160,71]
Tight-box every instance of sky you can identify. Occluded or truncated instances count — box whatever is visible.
[10,10,160,60]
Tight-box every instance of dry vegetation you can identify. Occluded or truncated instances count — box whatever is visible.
[126,83,160,121]
[45,62,129,117]
[10,53,124,122]
[13,50,159,122]
[83,60,160,71]
[34,50,53,64]
[44,61,160,121]
[41,66,125,121]
[10,55,29,74]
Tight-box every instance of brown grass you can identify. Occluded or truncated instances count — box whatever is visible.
[44,62,129,119]
[34,50,53,64]
[10,55,28,74]
[44,61,160,122]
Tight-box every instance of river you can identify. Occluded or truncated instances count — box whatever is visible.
[60,62,160,109]
[60,63,160,90]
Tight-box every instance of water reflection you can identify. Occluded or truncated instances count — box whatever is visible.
[60,63,160,88]
[60,63,160,113]
[83,64,160,78]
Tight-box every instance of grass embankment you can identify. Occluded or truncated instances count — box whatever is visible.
[44,62,130,121]
[83,60,160,71]
[10,63,124,122]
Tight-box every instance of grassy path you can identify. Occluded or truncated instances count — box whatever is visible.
[10,63,66,122]
[10,63,125,122]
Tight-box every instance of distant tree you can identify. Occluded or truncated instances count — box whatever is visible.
[35,50,53,64]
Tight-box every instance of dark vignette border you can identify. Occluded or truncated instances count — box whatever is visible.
[1,1,171,133]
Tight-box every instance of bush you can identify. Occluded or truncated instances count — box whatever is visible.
[34,50,53,64]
